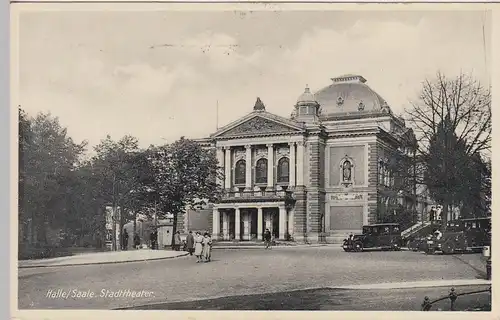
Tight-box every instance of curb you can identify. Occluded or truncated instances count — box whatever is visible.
[18,252,189,269]
[212,244,334,249]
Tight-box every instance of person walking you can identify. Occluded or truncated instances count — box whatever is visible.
[264,228,272,249]
[194,232,203,263]
[202,233,212,262]
[122,230,129,251]
[186,231,195,256]
[174,231,181,251]
[134,233,141,250]
[150,229,158,250]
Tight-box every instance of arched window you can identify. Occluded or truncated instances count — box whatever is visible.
[277,157,290,183]
[235,160,246,185]
[342,160,353,182]
[255,158,268,184]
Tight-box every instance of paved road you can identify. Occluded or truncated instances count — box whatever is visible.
[124,285,491,311]
[18,247,487,310]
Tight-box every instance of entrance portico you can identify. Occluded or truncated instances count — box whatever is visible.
[212,203,291,241]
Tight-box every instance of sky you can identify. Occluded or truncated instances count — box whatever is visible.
[17,10,491,152]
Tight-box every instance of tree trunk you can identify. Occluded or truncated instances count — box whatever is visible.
[133,212,137,239]
[111,206,117,251]
[171,211,177,250]
[119,203,126,251]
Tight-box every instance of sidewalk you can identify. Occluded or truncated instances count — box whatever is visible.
[18,249,188,268]
[213,242,335,249]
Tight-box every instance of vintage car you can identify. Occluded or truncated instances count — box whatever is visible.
[342,223,403,252]
[407,236,429,252]
[426,217,491,254]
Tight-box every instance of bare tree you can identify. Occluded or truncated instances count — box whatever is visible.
[404,72,491,225]
[406,72,491,157]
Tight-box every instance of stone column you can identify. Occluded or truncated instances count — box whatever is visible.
[279,205,287,240]
[288,209,294,237]
[296,141,305,186]
[243,211,250,240]
[212,208,220,240]
[257,207,263,240]
[224,146,231,189]
[216,147,224,188]
[266,144,274,190]
[235,207,241,240]
[245,145,252,191]
[289,142,296,188]
[222,211,228,240]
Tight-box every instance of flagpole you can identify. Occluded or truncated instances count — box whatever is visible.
[216,100,219,130]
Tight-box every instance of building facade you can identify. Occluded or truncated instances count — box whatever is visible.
[195,74,426,243]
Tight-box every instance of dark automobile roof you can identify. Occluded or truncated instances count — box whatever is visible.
[363,223,400,227]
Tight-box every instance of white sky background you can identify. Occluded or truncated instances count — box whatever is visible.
[18,10,491,153]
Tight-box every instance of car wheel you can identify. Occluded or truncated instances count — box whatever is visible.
[426,248,435,255]
[354,242,363,252]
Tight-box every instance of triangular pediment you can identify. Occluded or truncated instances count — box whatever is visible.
[212,112,304,138]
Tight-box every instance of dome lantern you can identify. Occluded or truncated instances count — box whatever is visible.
[294,85,320,123]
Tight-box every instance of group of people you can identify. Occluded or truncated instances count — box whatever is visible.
[121,229,141,250]
[185,231,212,263]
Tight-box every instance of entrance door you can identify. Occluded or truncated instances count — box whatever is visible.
[272,210,279,239]
[229,212,235,240]
[250,209,258,240]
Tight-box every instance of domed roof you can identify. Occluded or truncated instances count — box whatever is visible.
[314,74,390,117]
[296,85,318,105]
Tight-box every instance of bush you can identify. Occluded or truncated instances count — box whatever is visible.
[18,244,74,260]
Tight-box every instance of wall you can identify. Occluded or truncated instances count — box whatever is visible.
[186,207,211,233]
[329,205,364,231]
[329,145,365,186]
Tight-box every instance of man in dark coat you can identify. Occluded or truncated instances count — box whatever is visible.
[134,233,141,249]
[186,231,195,255]
[264,228,272,249]
[122,230,129,250]
[150,229,158,250]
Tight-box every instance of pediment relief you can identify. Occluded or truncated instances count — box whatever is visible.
[217,116,300,137]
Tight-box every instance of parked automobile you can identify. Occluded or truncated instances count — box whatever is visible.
[342,223,403,252]
[426,217,491,255]
[407,236,429,252]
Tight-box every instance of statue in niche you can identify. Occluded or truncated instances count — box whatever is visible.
[342,160,352,182]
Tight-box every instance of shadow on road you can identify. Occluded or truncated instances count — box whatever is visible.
[117,285,491,311]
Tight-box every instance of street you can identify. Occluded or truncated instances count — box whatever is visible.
[18,247,488,310]
[123,285,491,311]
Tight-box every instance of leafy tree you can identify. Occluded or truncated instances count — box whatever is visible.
[18,107,32,243]
[405,72,491,225]
[145,137,223,247]
[19,110,87,248]
[91,135,141,250]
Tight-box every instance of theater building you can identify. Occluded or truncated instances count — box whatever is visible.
[194,74,423,243]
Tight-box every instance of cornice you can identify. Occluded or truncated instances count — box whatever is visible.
[214,131,306,141]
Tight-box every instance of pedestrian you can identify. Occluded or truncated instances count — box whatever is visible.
[134,233,140,250]
[174,231,182,251]
[264,228,272,249]
[186,231,195,256]
[434,229,443,240]
[202,233,212,262]
[150,229,158,250]
[194,232,203,263]
[122,230,129,251]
